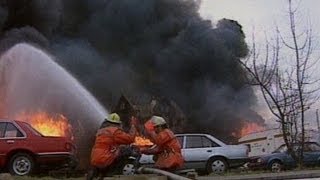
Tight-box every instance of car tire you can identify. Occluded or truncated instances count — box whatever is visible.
[8,153,34,176]
[269,160,282,173]
[206,157,228,174]
[122,159,137,176]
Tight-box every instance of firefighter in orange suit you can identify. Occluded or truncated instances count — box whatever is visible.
[87,113,137,180]
[141,116,184,171]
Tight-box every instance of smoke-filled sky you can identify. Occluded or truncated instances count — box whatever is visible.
[0,0,268,141]
[200,0,320,128]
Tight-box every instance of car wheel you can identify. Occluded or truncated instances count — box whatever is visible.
[122,159,137,176]
[122,163,136,175]
[206,157,228,174]
[269,160,282,173]
[8,153,34,176]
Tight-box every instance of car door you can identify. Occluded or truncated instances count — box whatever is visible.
[0,122,26,158]
[183,135,218,169]
[281,151,295,167]
[302,143,320,166]
[283,145,297,167]
[0,122,7,167]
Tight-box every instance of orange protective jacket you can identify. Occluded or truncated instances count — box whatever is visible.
[151,129,184,170]
[90,126,134,168]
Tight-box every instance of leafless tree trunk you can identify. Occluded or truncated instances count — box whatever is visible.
[239,0,318,167]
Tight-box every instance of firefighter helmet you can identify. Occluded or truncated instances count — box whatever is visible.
[105,113,122,124]
[151,116,166,126]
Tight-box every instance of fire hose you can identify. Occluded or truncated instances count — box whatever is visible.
[136,167,192,180]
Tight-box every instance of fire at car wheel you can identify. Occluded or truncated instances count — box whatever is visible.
[206,157,228,174]
[8,153,34,176]
[269,160,282,173]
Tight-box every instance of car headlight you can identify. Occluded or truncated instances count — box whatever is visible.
[257,158,263,163]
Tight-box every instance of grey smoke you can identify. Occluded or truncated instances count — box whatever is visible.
[0,0,264,142]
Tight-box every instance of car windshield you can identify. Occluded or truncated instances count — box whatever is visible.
[273,144,288,153]
[22,122,43,136]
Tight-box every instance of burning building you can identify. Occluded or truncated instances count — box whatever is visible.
[112,95,186,133]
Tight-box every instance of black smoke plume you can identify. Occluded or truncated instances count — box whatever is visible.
[0,0,264,142]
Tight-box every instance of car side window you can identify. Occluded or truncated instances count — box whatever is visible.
[202,136,220,147]
[0,122,6,138]
[186,136,202,148]
[5,123,24,138]
[186,136,220,148]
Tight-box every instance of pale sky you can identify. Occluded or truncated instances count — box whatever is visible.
[199,0,320,43]
[199,0,320,128]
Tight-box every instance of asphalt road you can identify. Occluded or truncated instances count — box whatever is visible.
[5,169,320,180]
[198,169,320,180]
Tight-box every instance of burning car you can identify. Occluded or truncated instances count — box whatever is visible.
[248,142,320,172]
[0,119,77,176]
[139,133,249,174]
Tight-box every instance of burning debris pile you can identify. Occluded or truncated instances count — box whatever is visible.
[133,136,154,147]
[0,0,265,162]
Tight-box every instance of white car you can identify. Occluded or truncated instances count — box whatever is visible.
[139,133,249,174]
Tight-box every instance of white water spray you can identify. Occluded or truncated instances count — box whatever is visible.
[0,43,108,167]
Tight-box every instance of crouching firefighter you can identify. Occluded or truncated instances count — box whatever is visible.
[87,113,137,180]
[141,116,184,171]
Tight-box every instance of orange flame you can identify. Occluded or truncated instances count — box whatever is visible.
[239,122,265,137]
[15,111,72,137]
[133,136,154,146]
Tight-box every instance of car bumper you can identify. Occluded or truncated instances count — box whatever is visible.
[228,158,250,168]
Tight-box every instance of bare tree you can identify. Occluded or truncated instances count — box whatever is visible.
[239,0,318,167]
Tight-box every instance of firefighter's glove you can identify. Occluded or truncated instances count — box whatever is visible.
[144,120,155,133]
[130,116,139,127]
